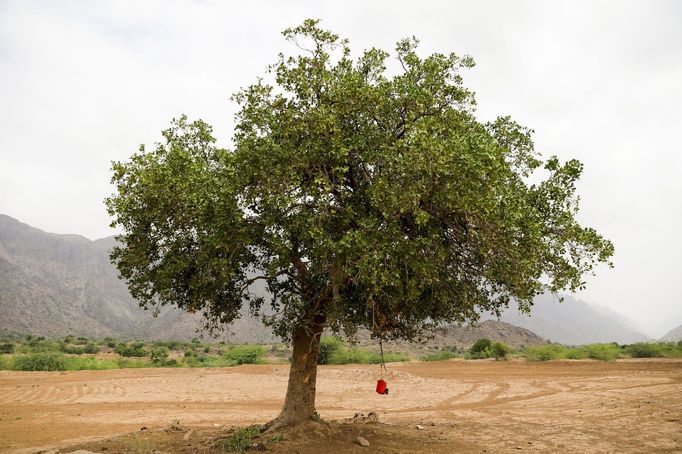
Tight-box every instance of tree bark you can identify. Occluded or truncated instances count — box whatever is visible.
[264,311,326,431]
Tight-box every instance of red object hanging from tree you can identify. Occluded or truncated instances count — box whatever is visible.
[376,379,388,395]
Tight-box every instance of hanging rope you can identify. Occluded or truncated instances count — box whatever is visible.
[371,296,388,378]
[378,332,387,377]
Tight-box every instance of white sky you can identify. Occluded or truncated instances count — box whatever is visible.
[1,0,680,337]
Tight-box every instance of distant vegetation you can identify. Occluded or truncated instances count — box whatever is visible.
[0,335,680,371]
[521,341,682,362]
[317,337,409,365]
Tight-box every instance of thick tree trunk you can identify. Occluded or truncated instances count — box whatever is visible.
[264,313,325,431]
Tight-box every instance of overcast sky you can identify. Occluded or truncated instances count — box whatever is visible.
[1,0,680,337]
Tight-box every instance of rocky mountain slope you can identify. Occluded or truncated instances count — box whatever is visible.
[0,214,271,342]
[660,325,682,342]
[481,294,650,345]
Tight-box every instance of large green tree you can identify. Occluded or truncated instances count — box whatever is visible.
[106,20,613,429]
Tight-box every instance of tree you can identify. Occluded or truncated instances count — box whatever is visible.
[106,19,613,429]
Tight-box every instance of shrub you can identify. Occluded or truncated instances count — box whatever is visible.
[116,342,147,357]
[523,344,566,362]
[64,357,119,370]
[13,353,66,371]
[491,342,512,359]
[470,338,492,353]
[318,337,343,365]
[219,425,261,453]
[421,351,459,361]
[470,338,492,356]
[24,339,58,353]
[117,357,152,368]
[582,343,620,361]
[150,347,170,365]
[624,342,664,358]
[224,345,266,365]
[0,341,14,354]
[377,351,410,363]
[167,340,181,350]
[564,347,588,359]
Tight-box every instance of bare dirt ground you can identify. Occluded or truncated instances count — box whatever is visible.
[0,359,680,453]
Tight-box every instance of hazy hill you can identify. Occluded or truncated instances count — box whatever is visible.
[0,214,272,342]
[660,325,682,342]
[482,294,650,345]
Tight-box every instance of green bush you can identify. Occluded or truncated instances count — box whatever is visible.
[116,342,147,357]
[0,341,14,354]
[61,342,100,355]
[117,357,152,368]
[491,342,511,359]
[318,337,343,365]
[522,344,566,362]
[468,338,492,359]
[220,425,261,453]
[64,357,119,370]
[24,339,59,353]
[323,344,408,365]
[224,345,266,365]
[377,351,410,363]
[623,342,682,358]
[564,347,589,359]
[13,353,67,371]
[167,340,181,350]
[582,343,620,361]
[421,351,459,361]
[183,355,237,368]
[624,342,664,358]
[470,338,492,353]
[150,347,170,365]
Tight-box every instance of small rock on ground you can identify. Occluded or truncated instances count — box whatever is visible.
[355,436,370,447]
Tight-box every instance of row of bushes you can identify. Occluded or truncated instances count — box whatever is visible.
[521,341,682,362]
[317,337,410,365]
[0,348,269,372]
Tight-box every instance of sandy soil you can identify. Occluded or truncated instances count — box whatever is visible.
[0,359,680,453]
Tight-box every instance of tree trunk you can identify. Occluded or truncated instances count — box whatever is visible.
[264,314,325,431]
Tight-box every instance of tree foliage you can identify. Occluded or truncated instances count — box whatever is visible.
[106,19,613,345]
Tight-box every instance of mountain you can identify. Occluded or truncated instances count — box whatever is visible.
[482,294,650,345]
[417,320,547,349]
[660,325,682,342]
[0,214,273,342]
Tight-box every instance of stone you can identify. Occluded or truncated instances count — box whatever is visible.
[416,424,425,430]
[355,436,370,447]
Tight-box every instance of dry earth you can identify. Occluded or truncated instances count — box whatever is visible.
[0,359,680,453]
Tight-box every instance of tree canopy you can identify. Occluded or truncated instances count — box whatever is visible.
[106,19,613,427]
